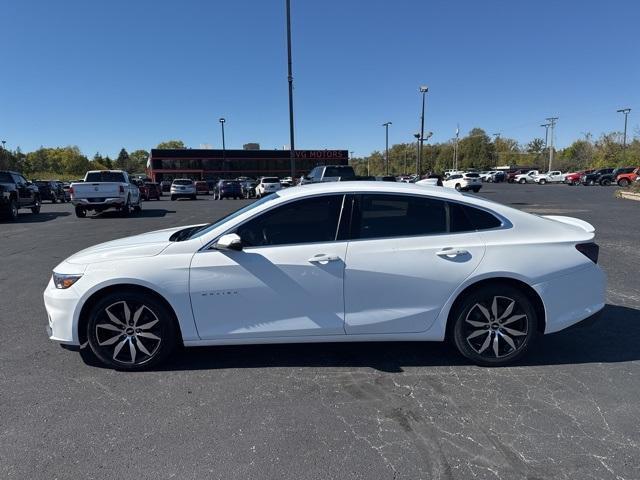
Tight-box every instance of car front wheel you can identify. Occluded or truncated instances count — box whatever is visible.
[31,198,41,214]
[86,291,177,370]
[618,179,630,187]
[452,284,538,366]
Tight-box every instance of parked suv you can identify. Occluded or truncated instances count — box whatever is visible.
[144,182,161,200]
[301,165,356,184]
[581,168,614,186]
[214,180,242,200]
[598,167,635,186]
[0,170,41,220]
[195,181,210,195]
[34,180,66,203]
[256,177,282,197]
[616,167,640,187]
[442,172,482,192]
[170,179,196,200]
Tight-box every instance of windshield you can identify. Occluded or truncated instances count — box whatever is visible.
[325,167,355,178]
[185,194,279,240]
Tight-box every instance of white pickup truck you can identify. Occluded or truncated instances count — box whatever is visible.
[533,170,566,184]
[514,170,540,184]
[70,170,141,218]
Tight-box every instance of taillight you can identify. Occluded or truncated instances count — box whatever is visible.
[69,186,74,194]
[576,242,599,263]
[119,185,125,193]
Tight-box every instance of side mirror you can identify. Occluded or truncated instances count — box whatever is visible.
[214,233,243,251]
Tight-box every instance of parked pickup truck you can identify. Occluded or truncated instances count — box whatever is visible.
[514,170,540,184]
[70,170,141,218]
[0,170,41,220]
[533,171,566,184]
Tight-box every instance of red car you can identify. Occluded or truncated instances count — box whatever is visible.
[616,167,640,187]
[144,182,161,200]
[195,181,209,195]
[564,169,594,186]
[131,179,149,200]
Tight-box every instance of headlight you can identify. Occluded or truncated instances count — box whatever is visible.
[53,272,83,289]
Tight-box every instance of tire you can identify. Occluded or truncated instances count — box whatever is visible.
[191,195,196,200]
[618,178,630,187]
[121,197,132,217]
[455,184,461,191]
[587,180,594,186]
[451,284,538,366]
[519,178,526,184]
[8,198,19,220]
[472,187,481,193]
[51,194,57,204]
[600,179,611,186]
[86,291,177,370]
[75,206,86,218]
[31,197,41,214]
[133,203,142,213]
[170,195,176,201]
[538,179,546,185]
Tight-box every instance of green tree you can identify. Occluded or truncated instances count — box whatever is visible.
[458,128,495,168]
[129,149,150,172]
[157,140,186,149]
[114,148,130,170]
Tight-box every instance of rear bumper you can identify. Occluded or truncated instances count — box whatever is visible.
[534,264,606,334]
[72,198,124,208]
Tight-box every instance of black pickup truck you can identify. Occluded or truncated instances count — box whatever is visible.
[581,168,614,186]
[0,170,41,220]
[596,167,635,186]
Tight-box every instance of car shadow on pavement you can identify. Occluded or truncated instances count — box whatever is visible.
[89,209,176,219]
[3,211,71,223]
[126,304,640,373]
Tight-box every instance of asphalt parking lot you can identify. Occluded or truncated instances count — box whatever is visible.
[1,183,639,480]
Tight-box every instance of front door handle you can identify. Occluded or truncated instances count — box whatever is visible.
[308,254,340,263]
[436,248,469,258]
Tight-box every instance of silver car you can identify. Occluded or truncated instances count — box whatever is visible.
[170,179,196,200]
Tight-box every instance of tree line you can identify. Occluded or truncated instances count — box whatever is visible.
[0,140,186,180]
[351,128,640,176]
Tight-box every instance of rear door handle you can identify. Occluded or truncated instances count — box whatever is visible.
[308,254,340,263]
[436,248,469,258]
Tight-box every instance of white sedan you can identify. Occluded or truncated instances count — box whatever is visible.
[44,182,605,369]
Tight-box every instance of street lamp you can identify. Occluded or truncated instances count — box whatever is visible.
[219,117,226,175]
[414,133,420,177]
[285,0,296,179]
[617,108,631,151]
[1,140,6,150]
[382,122,392,175]
[418,86,428,175]
[540,123,550,169]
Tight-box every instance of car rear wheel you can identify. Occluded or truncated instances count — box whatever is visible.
[601,179,611,186]
[75,206,86,218]
[452,284,538,366]
[121,198,132,216]
[618,178,630,187]
[538,179,547,185]
[455,184,461,191]
[86,291,177,370]
[519,178,526,184]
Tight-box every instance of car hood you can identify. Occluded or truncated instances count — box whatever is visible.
[65,224,202,264]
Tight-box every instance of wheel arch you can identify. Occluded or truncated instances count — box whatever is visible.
[77,283,184,347]
[444,277,546,340]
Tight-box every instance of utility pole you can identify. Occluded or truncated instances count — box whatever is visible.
[540,123,551,170]
[617,108,631,154]
[382,122,392,175]
[285,0,296,179]
[219,118,226,174]
[418,86,428,175]
[403,150,407,175]
[546,117,558,172]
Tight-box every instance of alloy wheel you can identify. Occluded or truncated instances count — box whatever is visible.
[94,300,162,365]
[462,295,528,359]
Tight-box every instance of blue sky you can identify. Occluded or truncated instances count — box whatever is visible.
[1,0,638,158]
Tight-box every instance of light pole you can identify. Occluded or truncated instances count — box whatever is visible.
[1,140,5,150]
[546,117,558,171]
[418,86,428,175]
[414,133,420,176]
[382,122,392,175]
[219,117,226,175]
[454,125,459,171]
[617,108,631,152]
[424,131,433,172]
[285,0,296,179]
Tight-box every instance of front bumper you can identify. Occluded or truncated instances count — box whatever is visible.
[43,276,81,344]
[534,264,606,334]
